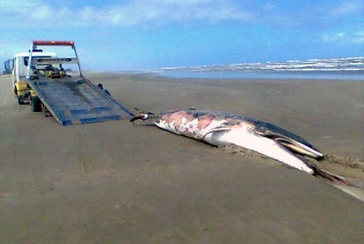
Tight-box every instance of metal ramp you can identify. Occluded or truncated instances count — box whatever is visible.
[28,78,134,125]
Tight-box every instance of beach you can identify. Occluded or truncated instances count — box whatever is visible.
[0,73,363,243]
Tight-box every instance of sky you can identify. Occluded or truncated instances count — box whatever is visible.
[0,0,363,71]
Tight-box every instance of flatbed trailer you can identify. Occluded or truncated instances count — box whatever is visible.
[26,40,134,125]
[28,76,133,125]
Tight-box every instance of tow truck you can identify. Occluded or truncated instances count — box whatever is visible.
[18,40,133,125]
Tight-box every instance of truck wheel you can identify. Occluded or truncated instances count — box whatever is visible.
[17,96,24,105]
[15,89,24,105]
[30,97,42,112]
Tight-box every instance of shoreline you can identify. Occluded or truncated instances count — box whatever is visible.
[84,70,364,81]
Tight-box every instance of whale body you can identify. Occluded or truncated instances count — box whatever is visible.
[131,109,324,174]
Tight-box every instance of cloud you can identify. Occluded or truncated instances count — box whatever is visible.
[353,31,364,43]
[0,0,254,29]
[0,0,363,30]
[97,0,254,26]
[330,0,364,15]
[0,0,38,14]
[321,33,346,43]
[321,31,364,44]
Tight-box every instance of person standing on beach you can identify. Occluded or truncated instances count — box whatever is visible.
[98,83,111,96]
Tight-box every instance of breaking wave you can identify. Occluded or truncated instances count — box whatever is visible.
[160,57,364,73]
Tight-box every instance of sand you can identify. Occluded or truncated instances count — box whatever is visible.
[0,73,363,243]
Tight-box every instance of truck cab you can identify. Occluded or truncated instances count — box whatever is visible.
[12,51,56,104]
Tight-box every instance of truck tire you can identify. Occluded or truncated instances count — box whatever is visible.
[30,96,42,112]
[17,96,24,105]
[14,88,24,105]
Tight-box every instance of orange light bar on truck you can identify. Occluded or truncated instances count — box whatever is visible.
[32,40,75,46]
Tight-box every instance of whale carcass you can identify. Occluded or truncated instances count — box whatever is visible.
[130,109,324,175]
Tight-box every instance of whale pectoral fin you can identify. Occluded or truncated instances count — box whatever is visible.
[202,127,231,139]
[256,130,323,159]
[201,123,234,139]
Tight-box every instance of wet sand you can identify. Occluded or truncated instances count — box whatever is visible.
[0,73,363,243]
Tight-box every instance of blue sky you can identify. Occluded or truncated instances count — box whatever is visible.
[0,0,363,71]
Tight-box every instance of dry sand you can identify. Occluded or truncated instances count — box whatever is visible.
[0,73,363,243]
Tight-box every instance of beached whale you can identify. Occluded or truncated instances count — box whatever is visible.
[130,109,324,174]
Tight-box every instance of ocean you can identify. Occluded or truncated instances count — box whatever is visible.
[154,56,364,80]
[155,70,364,80]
